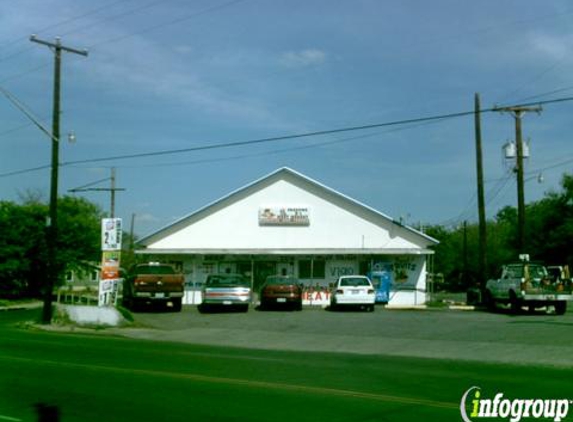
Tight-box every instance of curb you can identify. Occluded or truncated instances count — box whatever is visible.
[0,302,43,312]
[448,305,476,311]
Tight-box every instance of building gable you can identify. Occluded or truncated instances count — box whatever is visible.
[139,168,437,253]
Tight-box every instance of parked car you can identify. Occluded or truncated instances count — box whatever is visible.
[199,273,251,312]
[259,275,303,310]
[330,275,375,311]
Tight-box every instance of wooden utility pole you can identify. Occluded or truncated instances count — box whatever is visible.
[463,220,468,288]
[474,93,487,289]
[493,104,542,253]
[31,35,88,324]
[68,168,126,218]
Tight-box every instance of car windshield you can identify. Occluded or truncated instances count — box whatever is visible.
[206,275,247,286]
[135,265,175,275]
[340,277,370,287]
[265,277,298,285]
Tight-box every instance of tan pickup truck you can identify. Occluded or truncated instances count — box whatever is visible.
[123,262,184,311]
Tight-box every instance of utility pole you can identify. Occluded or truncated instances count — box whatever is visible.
[30,35,88,324]
[493,104,542,253]
[68,168,126,218]
[474,93,487,290]
[463,220,468,288]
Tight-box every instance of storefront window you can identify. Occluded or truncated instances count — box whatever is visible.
[298,259,325,279]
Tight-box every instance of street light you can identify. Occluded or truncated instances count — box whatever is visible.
[0,85,78,322]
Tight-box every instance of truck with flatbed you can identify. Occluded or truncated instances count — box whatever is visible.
[484,260,573,315]
[123,262,184,311]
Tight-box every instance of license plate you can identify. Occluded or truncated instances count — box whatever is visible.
[155,293,165,298]
[223,301,232,305]
[352,290,360,295]
[546,295,555,300]
[277,298,287,303]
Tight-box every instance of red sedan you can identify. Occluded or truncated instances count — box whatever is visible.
[259,275,303,310]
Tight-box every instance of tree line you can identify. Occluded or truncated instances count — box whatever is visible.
[424,173,573,291]
[0,173,571,297]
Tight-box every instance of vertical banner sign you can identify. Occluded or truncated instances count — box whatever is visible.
[99,218,122,306]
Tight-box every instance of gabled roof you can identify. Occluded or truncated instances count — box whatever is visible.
[138,167,438,247]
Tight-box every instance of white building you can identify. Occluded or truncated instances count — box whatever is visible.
[137,167,438,306]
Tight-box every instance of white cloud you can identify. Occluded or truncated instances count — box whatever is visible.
[529,32,572,61]
[279,49,327,68]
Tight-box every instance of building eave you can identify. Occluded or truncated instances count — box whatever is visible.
[136,248,435,256]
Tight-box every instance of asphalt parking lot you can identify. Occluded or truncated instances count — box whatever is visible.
[120,304,573,368]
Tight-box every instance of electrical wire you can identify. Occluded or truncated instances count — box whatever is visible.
[87,0,247,50]
[0,0,247,93]
[70,115,450,170]
[0,0,137,64]
[2,95,573,178]
[0,0,129,51]
[57,96,573,167]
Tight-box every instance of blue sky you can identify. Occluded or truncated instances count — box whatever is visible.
[1,0,573,237]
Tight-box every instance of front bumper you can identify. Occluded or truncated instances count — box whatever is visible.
[521,293,573,301]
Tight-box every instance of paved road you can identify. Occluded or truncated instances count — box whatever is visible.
[1,309,572,422]
[122,304,573,367]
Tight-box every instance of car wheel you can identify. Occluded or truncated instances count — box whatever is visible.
[555,301,567,315]
[509,291,521,315]
[241,304,249,313]
[329,299,337,311]
[484,290,496,312]
[129,298,140,312]
[295,301,303,311]
[172,298,182,312]
[198,303,209,313]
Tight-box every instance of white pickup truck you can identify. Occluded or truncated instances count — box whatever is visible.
[484,262,572,315]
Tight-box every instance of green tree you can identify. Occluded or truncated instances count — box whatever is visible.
[526,173,573,266]
[0,196,104,298]
[0,200,47,296]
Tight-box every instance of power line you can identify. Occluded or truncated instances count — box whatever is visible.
[61,111,473,167]
[2,95,573,178]
[0,0,247,92]
[58,96,573,167]
[0,0,129,51]
[0,0,133,64]
[86,0,247,50]
[60,0,168,44]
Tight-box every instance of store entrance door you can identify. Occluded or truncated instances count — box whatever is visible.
[254,261,276,291]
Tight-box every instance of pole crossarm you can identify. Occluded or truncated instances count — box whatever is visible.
[30,35,88,56]
[492,105,543,116]
[68,168,125,218]
[69,187,126,192]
